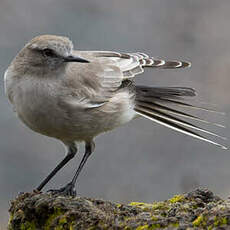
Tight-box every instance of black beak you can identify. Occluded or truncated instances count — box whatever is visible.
[64,55,90,63]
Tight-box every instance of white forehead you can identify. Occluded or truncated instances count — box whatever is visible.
[26,35,74,56]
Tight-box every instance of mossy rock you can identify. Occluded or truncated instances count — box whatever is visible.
[8,188,230,229]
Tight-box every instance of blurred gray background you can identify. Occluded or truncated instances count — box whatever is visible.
[0,0,230,227]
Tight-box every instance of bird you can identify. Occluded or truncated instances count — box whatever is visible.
[4,35,226,196]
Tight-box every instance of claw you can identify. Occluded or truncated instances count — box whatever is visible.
[47,182,76,197]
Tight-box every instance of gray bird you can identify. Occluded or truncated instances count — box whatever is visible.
[4,35,226,196]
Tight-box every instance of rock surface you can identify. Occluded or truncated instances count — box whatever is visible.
[8,188,230,229]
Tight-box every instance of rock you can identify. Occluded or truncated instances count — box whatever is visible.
[8,188,230,229]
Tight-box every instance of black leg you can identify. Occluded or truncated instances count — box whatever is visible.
[71,141,95,185]
[49,141,95,197]
[36,143,77,191]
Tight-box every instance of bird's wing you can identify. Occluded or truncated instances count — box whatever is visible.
[63,50,190,109]
[75,50,191,79]
[63,52,124,109]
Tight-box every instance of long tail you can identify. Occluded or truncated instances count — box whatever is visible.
[135,86,227,149]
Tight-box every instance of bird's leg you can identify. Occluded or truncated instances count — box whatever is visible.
[36,143,77,191]
[49,141,95,197]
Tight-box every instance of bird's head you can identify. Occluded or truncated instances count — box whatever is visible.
[11,35,89,76]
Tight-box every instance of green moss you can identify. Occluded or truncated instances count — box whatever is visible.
[136,225,149,230]
[151,216,158,221]
[20,221,36,230]
[169,195,185,203]
[193,215,206,227]
[136,223,163,230]
[129,200,170,212]
[214,216,219,227]
[8,214,14,230]
[44,208,64,230]
[152,201,168,210]
[171,222,179,227]
[129,202,154,211]
[124,227,132,230]
[54,226,65,230]
[54,222,74,230]
[222,217,228,225]
[214,216,228,227]
[87,227,98,230]
[59,216,67,225]
[148,223,161,229]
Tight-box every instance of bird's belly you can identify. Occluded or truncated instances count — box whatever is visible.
[16,100,136,141]
[74,91,137,137]
[16,98,65,138]
[13,84,136,141]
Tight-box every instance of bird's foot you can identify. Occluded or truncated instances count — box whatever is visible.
[47,182,76,197]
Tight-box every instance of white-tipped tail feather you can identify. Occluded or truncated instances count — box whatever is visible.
[135,105,226,140]
[135,86,227,149]
[135,110,227,150]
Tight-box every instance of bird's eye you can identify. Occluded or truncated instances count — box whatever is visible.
[42,49,56,57]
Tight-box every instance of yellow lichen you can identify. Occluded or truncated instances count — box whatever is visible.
[44,208,64,230]
[129,200,169,212]
[129,202,148,207]
[222,217,228,225]
[124,227,132,230]
[54,226,63,230]
[152,202,167,210]
[214,216,228,227]
[129,202,155,211]
[20,221,36,230]
[171,222,179,227]
[169,195,185,203]
[136,224,149,230]
[59,216,67,225]
[54,216,75,230]
[8,214,14,229]
[151,216,158,221]
[193,215,206,227]
[87,227,96,230]
[149,223,161,229]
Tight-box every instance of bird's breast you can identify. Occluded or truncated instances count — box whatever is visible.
[9,78,67,137]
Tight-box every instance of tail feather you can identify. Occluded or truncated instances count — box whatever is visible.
[136,101,225,128]
[136,86,224,114]
[160,60,191,69]
[135,86,227,149]
[136,86,196,98]
[156,98,225,114]
[131,52,191,69]
[135,109,226,149]
[136,104,226,140]
[144,59,191,69]
[133,52,191,69]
